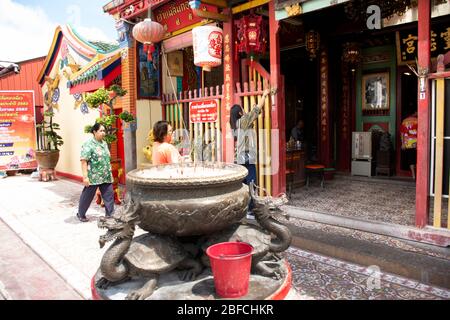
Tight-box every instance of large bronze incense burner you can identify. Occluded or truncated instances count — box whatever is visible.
[94,163,293,300]
[126,163,250,236]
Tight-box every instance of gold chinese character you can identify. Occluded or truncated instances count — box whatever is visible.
[225,74,231,82]
[225,64,231,72]
[402,34,418,54]
[431,30,437,52]
[224,54,230,63]
[225,34,230,43]
[441,27,450,50]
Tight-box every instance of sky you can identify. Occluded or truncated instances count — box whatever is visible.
[0,0,118,62]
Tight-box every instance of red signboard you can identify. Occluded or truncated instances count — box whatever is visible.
[154,0,218,34]
[0,91,37,171]
[190,99,218,123]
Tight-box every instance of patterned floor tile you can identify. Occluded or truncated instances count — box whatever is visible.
[286,248,450,300]
[289,177,416,226]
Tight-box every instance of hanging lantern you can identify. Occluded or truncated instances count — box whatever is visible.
[306,30,320,60]
[132,18,165,62]
[132,18,165,45]
[192,26,223,72]
[235,13,268,58]
[342,42,361,66]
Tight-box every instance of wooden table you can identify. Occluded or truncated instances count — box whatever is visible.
[286,148,306,187]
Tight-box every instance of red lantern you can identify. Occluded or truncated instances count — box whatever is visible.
[132,18,165,44]
[235,13,267,58]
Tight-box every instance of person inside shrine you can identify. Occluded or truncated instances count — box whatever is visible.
[290,119,305,143]
[400,112,418,180]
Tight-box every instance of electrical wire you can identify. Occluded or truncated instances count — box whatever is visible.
[161,45,188,130]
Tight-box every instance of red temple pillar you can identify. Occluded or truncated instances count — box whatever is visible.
[416,0,431,228]
[269,0,285,196]
[222,9,239,163]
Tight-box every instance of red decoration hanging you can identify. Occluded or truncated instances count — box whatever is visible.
[234,13,267,58]
[143,44,156,61]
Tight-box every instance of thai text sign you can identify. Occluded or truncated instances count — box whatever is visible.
[189,99,218,123]
[154,0,217,34]
[397,24,450,64]
[0,91,37,171]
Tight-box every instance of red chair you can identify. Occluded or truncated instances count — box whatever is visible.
[305,164,325,189]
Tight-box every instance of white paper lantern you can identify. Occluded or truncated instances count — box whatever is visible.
[192,26,223,72]
[132,18,165,44]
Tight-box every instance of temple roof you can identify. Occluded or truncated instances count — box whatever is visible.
[37,25,119,85]
[68,51,121,90]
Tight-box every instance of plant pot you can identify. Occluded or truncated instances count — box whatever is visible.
[35,150,60,169]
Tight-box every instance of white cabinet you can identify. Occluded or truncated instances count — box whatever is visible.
[351,160,373,177]
[351,132,373,177]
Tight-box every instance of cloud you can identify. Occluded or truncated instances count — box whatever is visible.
[0,0,116,63]
[75,26,115,43]
[0,0,57,62]
[65,4,115,43]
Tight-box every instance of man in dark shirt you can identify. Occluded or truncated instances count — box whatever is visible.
[291,119,305,142]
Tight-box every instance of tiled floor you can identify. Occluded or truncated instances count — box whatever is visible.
[286,247,450,300]
[289,177,420,226]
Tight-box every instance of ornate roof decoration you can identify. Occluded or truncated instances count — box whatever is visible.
[38,25,119,85]
[68,51,122,94]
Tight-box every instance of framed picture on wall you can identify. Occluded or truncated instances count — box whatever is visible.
[362,72,389,111]
[137,42,161,99]
[167,50,183,77]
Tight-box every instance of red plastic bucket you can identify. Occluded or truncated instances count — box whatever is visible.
[206,241,253,298]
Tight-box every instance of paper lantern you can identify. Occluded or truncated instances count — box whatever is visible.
[235,13,267,57]
[342,42,361,66]
[192,26,223,72]
[132,18,165,44]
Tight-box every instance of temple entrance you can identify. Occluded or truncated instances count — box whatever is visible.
[398,68,418,176]
[281,47,319,163]
[275,3,421,230]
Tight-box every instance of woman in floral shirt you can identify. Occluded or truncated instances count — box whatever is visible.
[76,123,114,222]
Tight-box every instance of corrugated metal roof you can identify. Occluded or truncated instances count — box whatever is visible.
[0,57,45,106]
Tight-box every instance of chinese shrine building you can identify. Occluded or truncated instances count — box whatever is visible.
[36,0,449,245]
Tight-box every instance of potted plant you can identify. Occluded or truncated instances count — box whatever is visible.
[84,85,135,204]
[84,85,135,143]
[35,110,63,179]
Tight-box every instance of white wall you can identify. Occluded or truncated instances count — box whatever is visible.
[42,42,98,177]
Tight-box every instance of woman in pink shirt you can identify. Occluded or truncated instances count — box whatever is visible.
[152,120,181,165]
